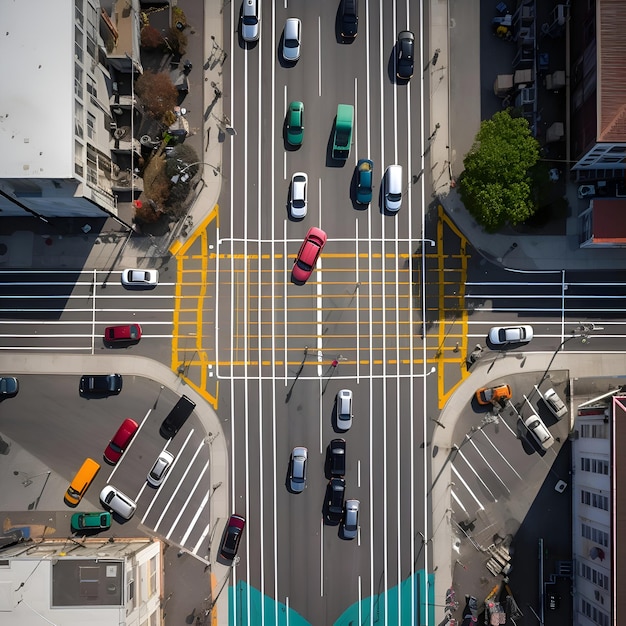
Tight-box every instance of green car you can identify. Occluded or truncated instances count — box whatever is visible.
[286,101,304,146]
[71,512,112,532]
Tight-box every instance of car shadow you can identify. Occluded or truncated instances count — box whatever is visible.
[103,339,140,349]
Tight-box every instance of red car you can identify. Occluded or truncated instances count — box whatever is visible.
[292,227,327,283]
[104,324,142,343]
[219,514,246,560]
[104,418,139,464]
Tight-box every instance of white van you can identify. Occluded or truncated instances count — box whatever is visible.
[241,0,259,42]
[384,165,403,212]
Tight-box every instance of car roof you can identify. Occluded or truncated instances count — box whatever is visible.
[285,17,300,39]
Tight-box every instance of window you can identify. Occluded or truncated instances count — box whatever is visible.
[75,0,84,25]
[580,423,608,439]
[581,490,609,511]
[86,3,97,58]
[87,75,97,98]
[87,112,95,140]
[75,25,83,63]
[148,555,157,596]
[75,101,84,139]
[74,64,83,100]
[581,457,610,474]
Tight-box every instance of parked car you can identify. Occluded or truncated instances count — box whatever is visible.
[100,485,137,520]
[339,0,359,39]
[0,376,19,399]
[547,592,560,610]
[475,383,511,406]
[121,269,159,289]
[543,388,567,419]
[326,478,346,524]
[104,418,138,464]
[282,17,302,62]
[356,159,374,205]
[292,227,327,284]
[384,164,403,212]
[329,438,346,477]
[104,324,142,344]
[524,414,555,450]
[219,514,246,560]
[79,374,123,396]
[488,325,533,346]
[240,0,260,42]
[71,512,112,532]
[147,451,175,487]
[286,101,304,146]
[336,389,353,431]
[342,499,360,539]
[289,446,308,493]
[290,172,308,219]
[396,30,415,79]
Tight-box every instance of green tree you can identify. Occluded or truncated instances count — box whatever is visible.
[460,110,540,232]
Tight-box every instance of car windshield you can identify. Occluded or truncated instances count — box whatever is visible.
[285,38,298,48]
[109,441,123,454]
[243,16,257,25]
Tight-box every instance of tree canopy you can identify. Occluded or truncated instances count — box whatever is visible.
[460,110,541,232]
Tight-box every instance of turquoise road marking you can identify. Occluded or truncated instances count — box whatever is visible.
[228,571,435,625]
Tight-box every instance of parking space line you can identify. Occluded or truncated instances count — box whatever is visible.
[451,465,486,512]
[153,440,205,532]
[454,444,498,501]
[165,458,210,540]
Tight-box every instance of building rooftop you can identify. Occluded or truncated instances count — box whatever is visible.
[0,0,74,179]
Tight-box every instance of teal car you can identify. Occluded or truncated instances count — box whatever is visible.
[356,159,374,204]
[71,512,112,532]
[286,101,304,146]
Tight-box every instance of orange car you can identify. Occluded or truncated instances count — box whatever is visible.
[475,384,512,406]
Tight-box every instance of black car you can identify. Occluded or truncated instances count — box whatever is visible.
[219,514,246,560]
[325,478,346,524]
[396,30,415,80]
[329,439,346,477]
[0,377,19,399]
[339,0,359,39]
[79,374,122,395]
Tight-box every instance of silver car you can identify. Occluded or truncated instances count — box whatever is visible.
[121,268,159,288]
[342,499,359,539]
[241,0,259,42]
[488,325,533,346]
[147,451,175,487]
[336,389,353,431]
[290,172,308,219]
[289,446,308,493]
[543,388,567,419]
[282,18,302,62]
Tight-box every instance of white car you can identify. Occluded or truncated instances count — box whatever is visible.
[282,18,302,62]
[121,269,159,289]
[289,446,308,493]
[290,172,308,219]
[524,414,555,450]
[100,485,137,520]
[488,325,533,346]
[543,388,567,419]
[147,451,175,487]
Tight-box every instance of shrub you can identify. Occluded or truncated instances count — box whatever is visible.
[140,25,163,50]
[134,71,178,123]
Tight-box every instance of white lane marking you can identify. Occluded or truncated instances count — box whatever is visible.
[358,575,362,624]
[153,441,205,532]
[355,219,361,383]
[318,16,322,97]
[453,446,497,501]
[91,269,96,354]
[466,435,511,494]
[141,430,195,523]
[283,85,287,180]
[320,516,324,596]
[478,429,523,481]
[179,476,213,545]
[358,459,361,488]
[165,458,211,539]
[451,489,468,513]
[353,77,358,167]
[192,520,211,556]
[358,524,361,548]
[451,465,486,511]
[286,597,290,626]
[107,408,151,483]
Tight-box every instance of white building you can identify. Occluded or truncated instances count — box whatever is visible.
[572,395,616,626]
[0,0,143,219]
[0,537,163,625]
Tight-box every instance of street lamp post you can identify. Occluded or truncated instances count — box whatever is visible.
[171,161,221,184]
